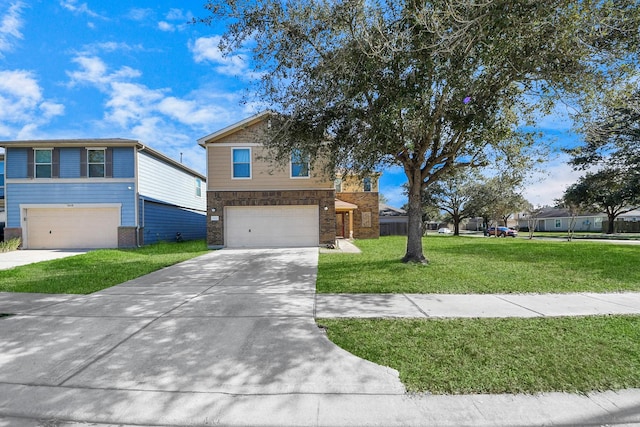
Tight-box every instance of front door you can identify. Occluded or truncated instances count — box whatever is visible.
[335,213,345,238]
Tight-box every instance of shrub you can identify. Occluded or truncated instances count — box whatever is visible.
[0,238,21,253]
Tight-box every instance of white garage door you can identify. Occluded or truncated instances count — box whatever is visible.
[25,207,120,249]
[225,205,319,248]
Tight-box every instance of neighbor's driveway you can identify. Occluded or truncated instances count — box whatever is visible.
[0,249,90,270]
[0,248,404,426]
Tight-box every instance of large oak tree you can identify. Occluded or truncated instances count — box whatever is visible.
[200,0,640,263]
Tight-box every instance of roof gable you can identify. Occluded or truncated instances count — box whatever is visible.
[197,111,271,146]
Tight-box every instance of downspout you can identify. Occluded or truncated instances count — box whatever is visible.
[135,143,146,247]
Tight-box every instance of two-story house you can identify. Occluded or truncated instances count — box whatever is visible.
[198,112,379,248]
[0,139,206,249]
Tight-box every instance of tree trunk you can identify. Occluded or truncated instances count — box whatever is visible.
[453,214,460,236]
[403,170,428,264]
[607,213,616,234]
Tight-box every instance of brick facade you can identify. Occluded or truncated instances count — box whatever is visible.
[207,190,336,247]
[118,226,141,248]
[335,192,380,239]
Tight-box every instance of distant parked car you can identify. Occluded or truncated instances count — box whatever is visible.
[486,226,518,237]
[438,227,453,234]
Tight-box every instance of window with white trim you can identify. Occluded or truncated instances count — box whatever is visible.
[195,178,202,197]
[88,149,106,178]
[291,149,310,178]
[555,219,562,228]
[232,148,251,179]
[34,149,52,178]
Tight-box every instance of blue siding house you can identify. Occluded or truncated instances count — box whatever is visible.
[0,139,206,249]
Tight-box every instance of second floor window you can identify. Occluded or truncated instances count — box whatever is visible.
[35,149,52,178]
[291,149,310,178]
[334,178,342,192]
[364,177,372,192]
[88,149,105,178]
[232,148,251,178]
[195,178,202,197]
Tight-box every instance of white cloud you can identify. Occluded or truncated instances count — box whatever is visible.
[67,55,141,88]
[190,36,261,79]
[0,1,25,55]
[63,54,247,172]
[157,97,226,126]
[0,70,65,138]
[166,8,187,21]
[60,0,104,19]
[157,21,174,32]
[156,9,192,32]
[126,7,153,21]
[522,156,587,207]
[75,41,145,55]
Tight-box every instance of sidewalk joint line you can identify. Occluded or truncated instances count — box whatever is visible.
[494,295,546,317]
[402,294,430,318]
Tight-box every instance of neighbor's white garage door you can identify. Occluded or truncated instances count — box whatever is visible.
[225,205,319,248]
[25,207,120,249]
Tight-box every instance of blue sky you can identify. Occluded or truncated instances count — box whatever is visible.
[0,0,585,208]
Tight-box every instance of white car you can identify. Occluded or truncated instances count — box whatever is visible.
[438,227,452,234]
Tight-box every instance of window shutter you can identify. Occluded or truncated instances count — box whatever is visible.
[80,148,87,177]
[52,148,60,178]
[105,148,113,178]
[27,149,34,178]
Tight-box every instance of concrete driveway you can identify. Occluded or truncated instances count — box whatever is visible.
[0,249,90,270]
[0,248,404,426]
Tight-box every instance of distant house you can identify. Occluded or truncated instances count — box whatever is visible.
[517,207,604,232]
[0,139,206,249]
[379,203,408,236]
[198,112,380,248]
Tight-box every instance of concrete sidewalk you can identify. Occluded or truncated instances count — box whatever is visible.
[1,248,639,426]
[315,292,640,318]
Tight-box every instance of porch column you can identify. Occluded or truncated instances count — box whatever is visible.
[349,209,354,239]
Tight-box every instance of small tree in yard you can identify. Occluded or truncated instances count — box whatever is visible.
[200,0,640,263]
[523,204,544,239]
[562,168,640,235]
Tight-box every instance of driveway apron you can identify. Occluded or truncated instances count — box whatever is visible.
[0,248,403,425]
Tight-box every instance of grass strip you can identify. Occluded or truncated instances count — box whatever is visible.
[0,240,210,294]
[318,236,640,293]
[320,316,640,394]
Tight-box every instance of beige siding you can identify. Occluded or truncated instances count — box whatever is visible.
[208,145,332,190]
[339,174,380,192]
[206,124,333,191]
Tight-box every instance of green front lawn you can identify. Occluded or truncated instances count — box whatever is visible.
[0,240,210,294]
[318,236,640,293]
[321,316,640,394]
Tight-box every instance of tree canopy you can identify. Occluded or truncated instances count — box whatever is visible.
[569,86,640,172]
[200,0,640,262]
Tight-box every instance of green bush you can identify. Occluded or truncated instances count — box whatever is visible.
[0,238,21,253]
